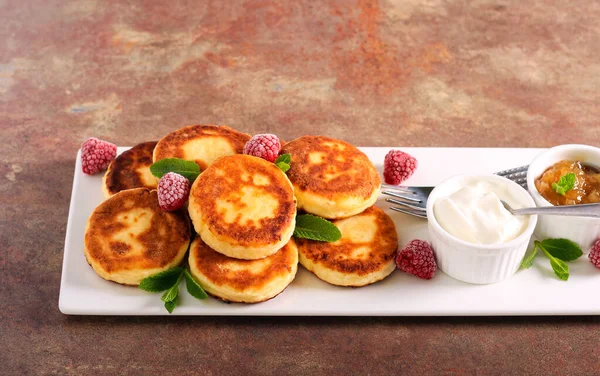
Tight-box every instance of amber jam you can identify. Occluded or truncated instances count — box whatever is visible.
[535,160,600,206]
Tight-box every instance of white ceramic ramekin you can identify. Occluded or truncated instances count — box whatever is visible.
[526,144,600,252]
[426,175,538,284]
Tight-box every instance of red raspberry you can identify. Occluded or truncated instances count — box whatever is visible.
[243,134,281,163]
[81,137,117,175]
[589,239,600,269]
[384,150,418,185]
[157,172,190,211]
[396,239,437,279]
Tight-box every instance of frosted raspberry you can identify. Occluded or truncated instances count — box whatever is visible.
[243,134,281,163]
[81,137,117,175]
[157,172,190,211]
[396,239,437,279]
[384,150,418,185]
[589,239,600,269]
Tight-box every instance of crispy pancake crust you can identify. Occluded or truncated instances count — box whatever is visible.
[296,206,398,287]
[188,154,296,259]
[281,135,381,219]
[103,141,158,198]
[189,237,298,303]
[153,125,250,170]
[84,188,191,285]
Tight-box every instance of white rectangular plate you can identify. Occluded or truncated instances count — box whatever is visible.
[59,147,600,316]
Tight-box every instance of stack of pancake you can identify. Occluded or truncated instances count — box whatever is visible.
[84,125,398,305]
[85,125,298,303]
[187,154,298,303]
[282,136,398,287]
[85,125,251,287]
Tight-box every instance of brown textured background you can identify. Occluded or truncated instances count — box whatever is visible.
[1,0,600,375]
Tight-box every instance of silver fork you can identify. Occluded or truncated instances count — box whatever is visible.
[382,165,529,219]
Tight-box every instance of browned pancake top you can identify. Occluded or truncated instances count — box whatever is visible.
[153,125,250,170]
[281,135,381,199]
[296,206,398,275]
[191,237,297,291]
[85,188,190,273]
[189,154,296,246]
[105,141,157,195]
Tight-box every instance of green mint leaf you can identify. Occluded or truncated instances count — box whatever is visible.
[520,244,538,269]
[551,183,565,196]
[275,162,290,173]
[140,267,183,313]
[275,154,291,164]
[539,243,570,281]
[150,158,200,182]
[549,257,569,281]
[293,214,342,242]
[552,173,575,196]
[274,154,291,173]
[164,295,178,314]
[184,269,208,300]
[161,272,182,303]
[138,267,184,292]
[540,238,583,262]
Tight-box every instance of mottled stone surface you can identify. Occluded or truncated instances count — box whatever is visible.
[2,0,600,374]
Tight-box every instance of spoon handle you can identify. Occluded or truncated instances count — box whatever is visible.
[513,203,600,218]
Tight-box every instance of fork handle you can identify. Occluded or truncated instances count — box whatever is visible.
[513,203,600,218]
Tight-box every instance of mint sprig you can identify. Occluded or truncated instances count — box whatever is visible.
[539,238,582,261]
[161,272,182,304]
[139,267,208,313]
[164,298,178,314]
[552,173,576,196]
[150,158,201,182]
[293,214,342,242]
[520,238,583,281]
[547,256,569,281]
[184,269,208,300]
[275,154,291,173]
[520,246,538,269]
[139,267,183,292]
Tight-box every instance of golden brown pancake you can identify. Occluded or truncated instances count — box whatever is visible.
[153,124,250,170]
[296,206,398,287]
[103,141,158,198]
[281,135,381,219]
[189,236,298,303]
[84,188,191,285]
[188,154,297,260]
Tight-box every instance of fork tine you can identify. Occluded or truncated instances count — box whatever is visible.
[381,184,419,194]
[382,190,422,203]
[494,165,529,190]
[389,205,427,219]
[503,172,527,181]
[495,165,528,177]
[385,198,426,211]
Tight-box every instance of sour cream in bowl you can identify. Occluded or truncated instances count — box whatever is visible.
[426,175,537,284]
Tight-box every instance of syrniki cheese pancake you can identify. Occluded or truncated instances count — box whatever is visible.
[281,135,381,219]
[153,124,250,170]
[188,154,297,260]
[296,206,398,287]
[189,237,298,303]
[84,188,191,285]
[102,141,158,198]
